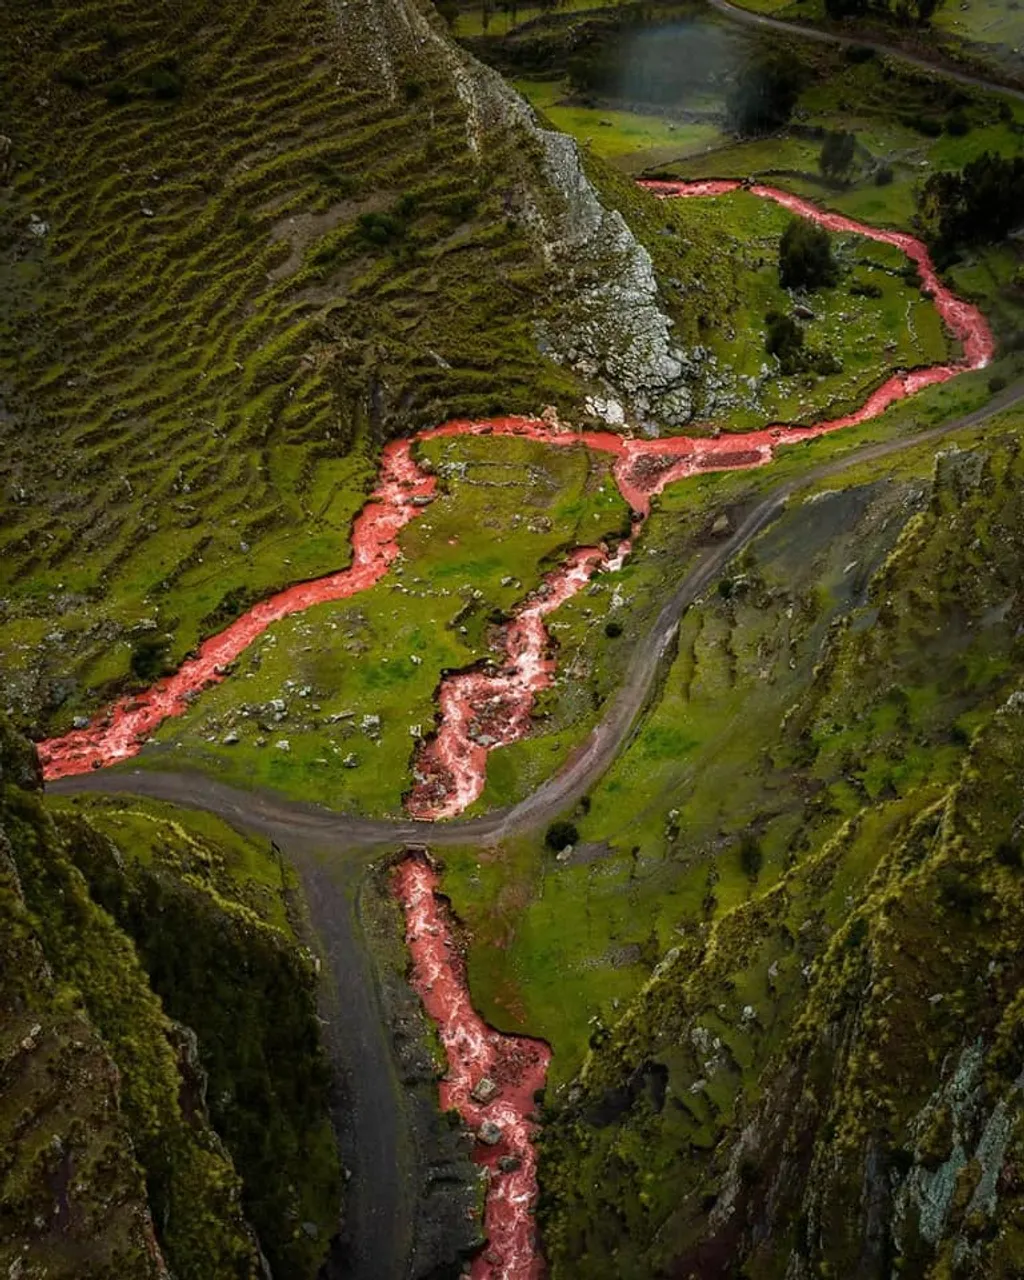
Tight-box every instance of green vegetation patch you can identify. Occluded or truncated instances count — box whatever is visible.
[0,0,583,736]
[138,435,629,811]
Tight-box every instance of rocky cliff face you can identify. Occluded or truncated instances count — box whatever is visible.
[0,720,340,1279]
[327,0,703,427]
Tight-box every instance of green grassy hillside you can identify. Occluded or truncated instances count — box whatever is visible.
[0,0,587,734]
[0,718,339,1279]
[511,410,1024,1275]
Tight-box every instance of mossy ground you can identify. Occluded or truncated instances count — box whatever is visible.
[135,434,629,812]
[0,0,584,734]
[436,407,1024,1107]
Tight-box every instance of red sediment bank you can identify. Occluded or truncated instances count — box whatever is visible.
[394,855,551,1280]
[406,539,631,819]
[38,442,435,779]
[38,183,993,787]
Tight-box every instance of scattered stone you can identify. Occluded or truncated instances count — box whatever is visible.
[222,731,240,745]
[471,1076,499,1104]
[478,1120,503,1146]
[342,753,359,768]
[72,715,90,729]
[498,1155,521,1173]
[28,212,49,237]
[711,513,732,536]
[793,303,815,321]
[275,739,290,752]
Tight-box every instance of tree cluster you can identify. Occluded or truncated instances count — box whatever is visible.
[920,151,1024,252]
[778,218,839,291]
[824,0,939,24]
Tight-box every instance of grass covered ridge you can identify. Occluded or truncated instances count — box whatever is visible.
[0,0,584,735]
[0,715,341,1279]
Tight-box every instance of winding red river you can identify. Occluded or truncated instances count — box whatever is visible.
[394,855,550,1280]
[36,182,994,1278]
[39,183,992,789]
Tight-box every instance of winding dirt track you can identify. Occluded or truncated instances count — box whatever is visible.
[50,378,1024,840]
[43,157,1024,1279]
[707,0,1024,102]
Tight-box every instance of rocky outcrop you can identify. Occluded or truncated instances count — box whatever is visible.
[332,0,703,428]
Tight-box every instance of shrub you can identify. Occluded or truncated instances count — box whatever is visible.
[604,620,623,638]
[56,64,89,91]
[778,219,838,291]
[739,833,764,880]
[875,163,895,186]
[850,279,883,299]
[944,108,970,137]
[105,80,132,106]
[130,635,171,682]
[989,374,1008,394]
[355,211,405,246]
[765,310,806,375]
[545,820,579,852]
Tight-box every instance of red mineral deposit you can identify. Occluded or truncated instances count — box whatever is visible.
[394,854,551,1280]
[39,183,992,792]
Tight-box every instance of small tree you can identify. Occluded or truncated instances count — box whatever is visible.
[725,55,800,137]
[778,219,838,291]
[819,130,856,182]
[545,820,579,852]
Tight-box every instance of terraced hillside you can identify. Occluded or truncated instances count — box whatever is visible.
[0,0,707,737]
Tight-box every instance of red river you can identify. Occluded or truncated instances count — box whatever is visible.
[37,183,994,1278]
[394,855,550,1280]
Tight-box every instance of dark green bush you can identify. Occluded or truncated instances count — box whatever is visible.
[739,833,764,880]
[105,80,132,105]
[604,620,623,638]
[778,219,838,291]
[944,108,970,137]
[765,310,806,375]
[545,820,579,852]
[129,635,171,682]
[355,211,405,246]
[850,279,883,299]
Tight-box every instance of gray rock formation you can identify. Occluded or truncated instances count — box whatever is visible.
[332,0,704,427]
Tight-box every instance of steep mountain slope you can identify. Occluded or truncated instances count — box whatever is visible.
[0,719,338,1280]
[0,0,698,737]
[535,416,1024,1276]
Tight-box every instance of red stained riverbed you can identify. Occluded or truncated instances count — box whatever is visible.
[40,183,993,800]
[394,854,550,1280]
[37,179,996,1280]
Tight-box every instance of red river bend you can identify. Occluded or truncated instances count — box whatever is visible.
[36,183,994,1279]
